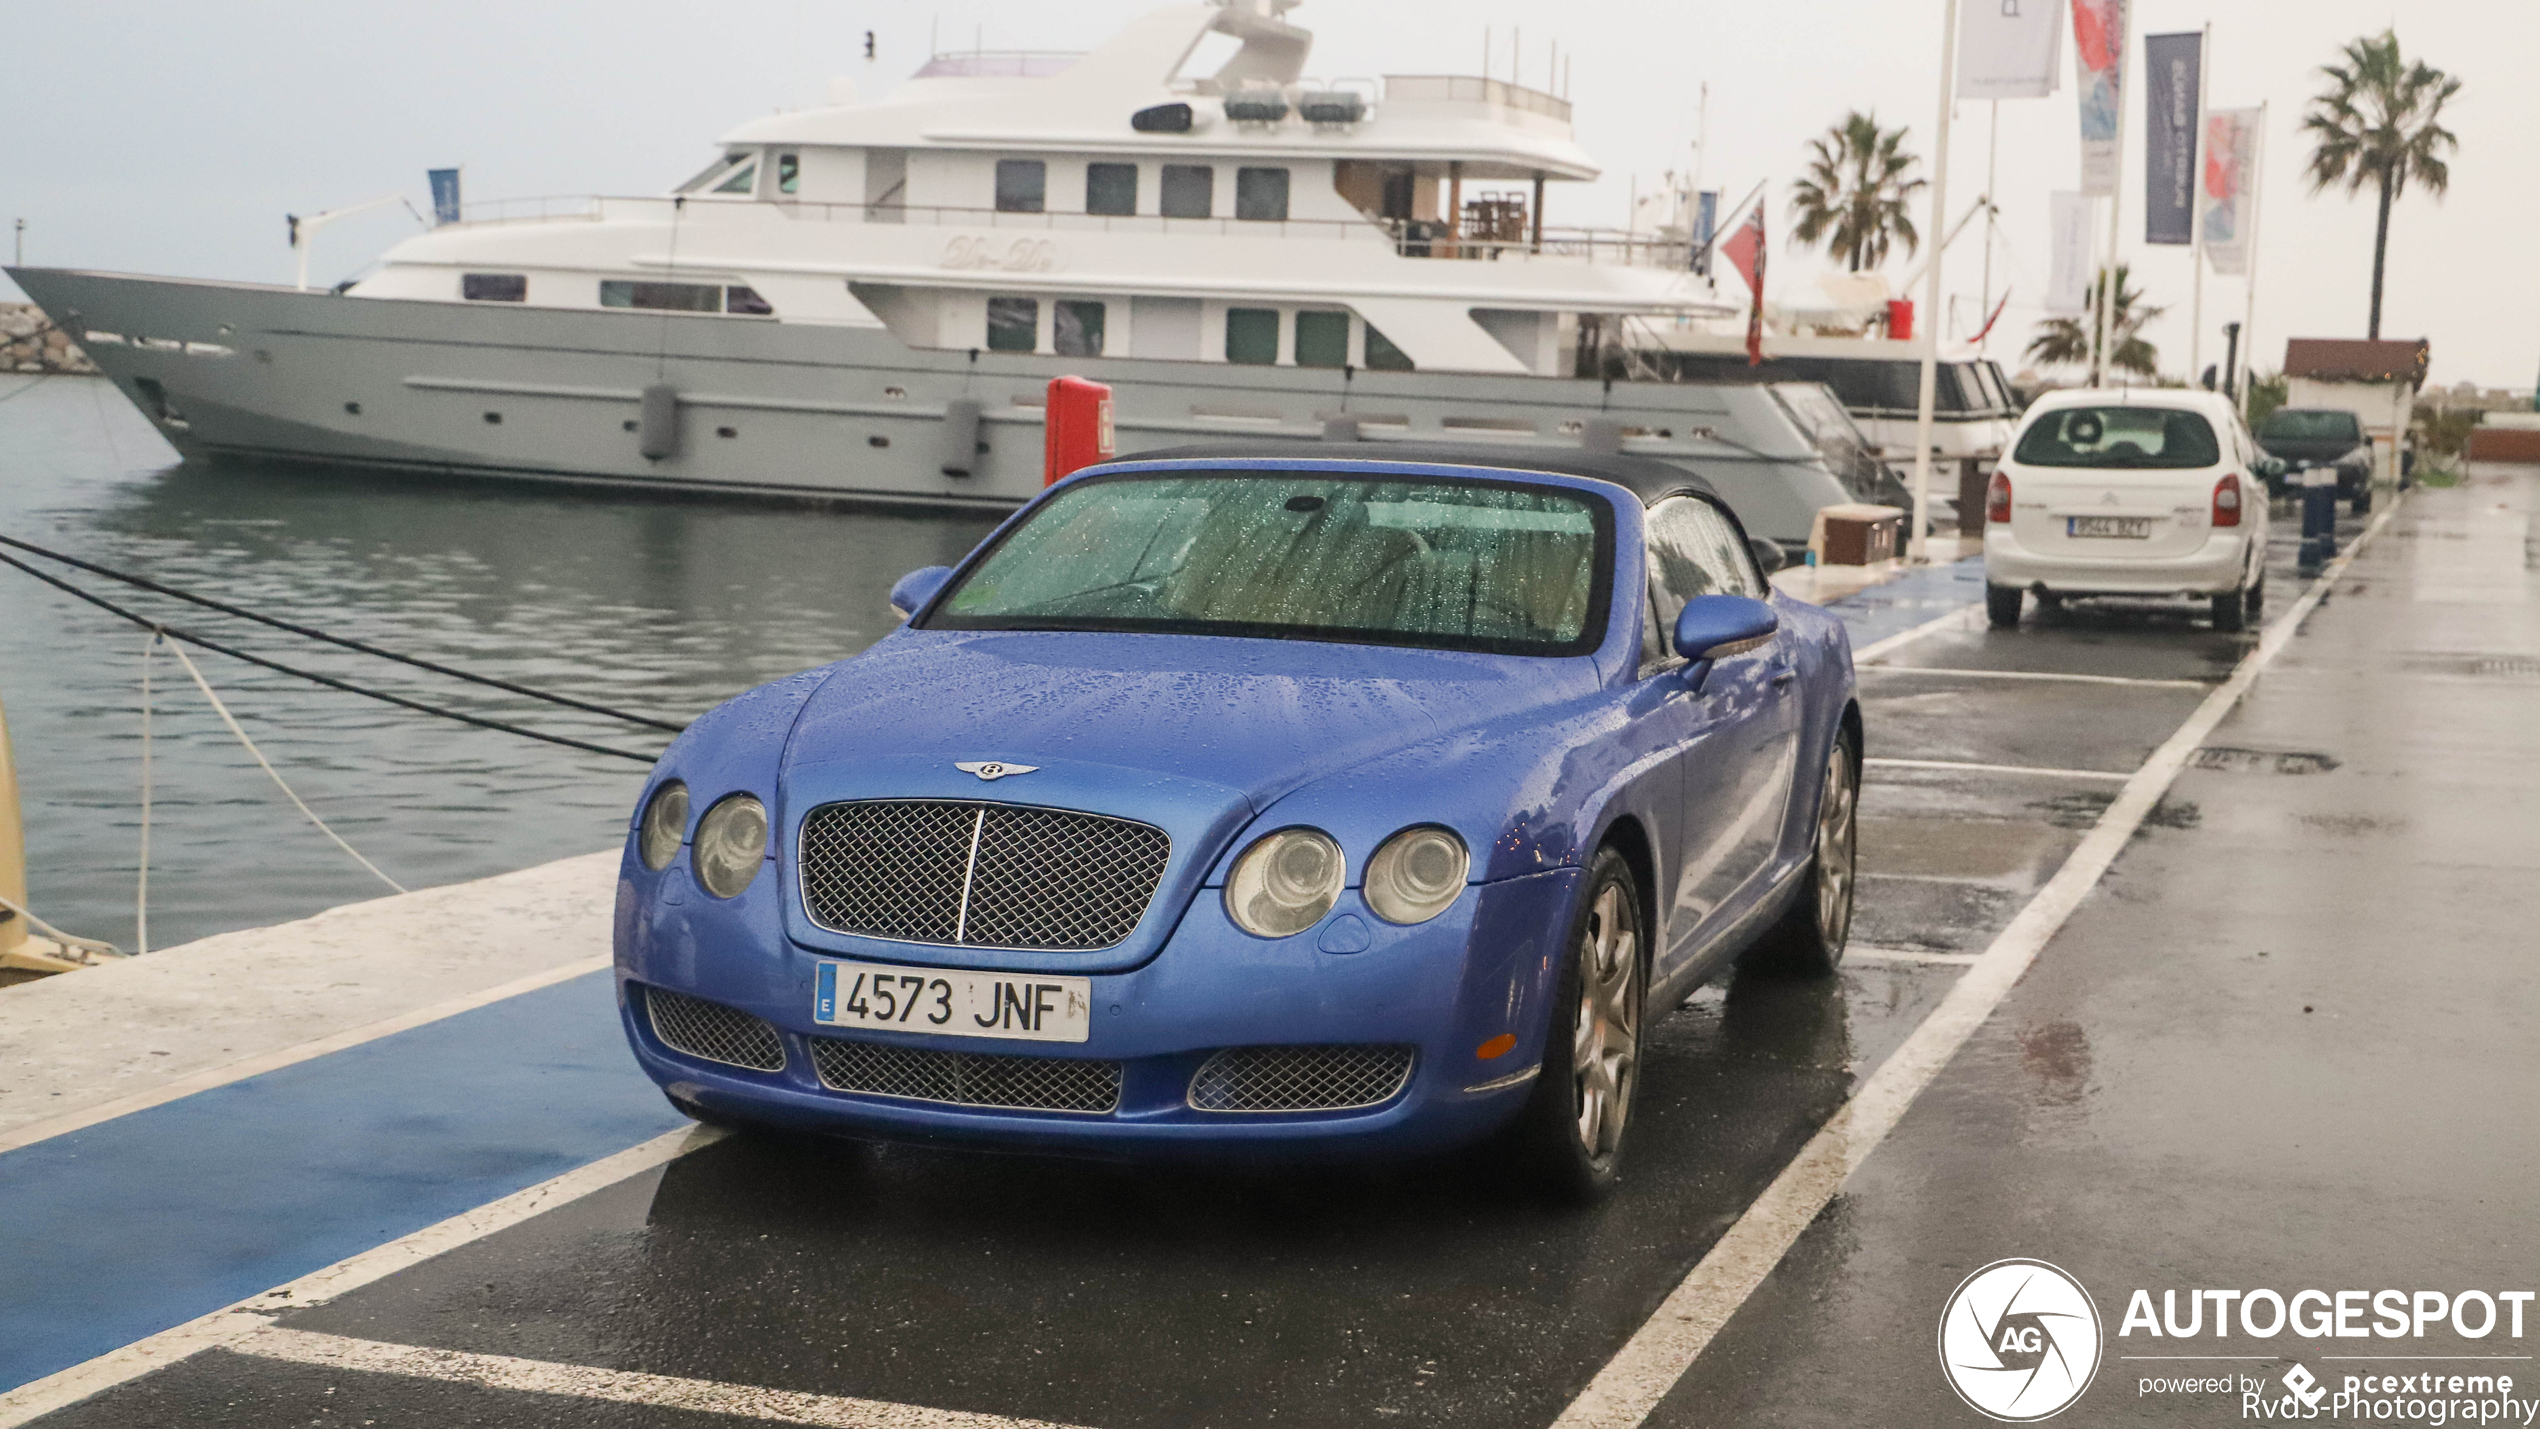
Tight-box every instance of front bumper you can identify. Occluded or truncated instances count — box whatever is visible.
[1983,527,2252,597]
[614,862,1581,1160]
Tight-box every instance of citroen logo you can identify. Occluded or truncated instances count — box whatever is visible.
[954,761,1037,781]
[2101,492,2120,506]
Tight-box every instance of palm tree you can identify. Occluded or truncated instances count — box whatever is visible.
[1787,112,1925,273]
[2027,266,2163,380]
[2301,31,2460,339]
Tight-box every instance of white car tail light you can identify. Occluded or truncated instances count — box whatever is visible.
[2213,473,2244,528]
[1986,471,2012,523]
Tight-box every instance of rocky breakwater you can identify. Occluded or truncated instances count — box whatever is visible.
[2,302,99,374]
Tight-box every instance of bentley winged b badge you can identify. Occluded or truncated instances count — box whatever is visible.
[954,761,1038,782]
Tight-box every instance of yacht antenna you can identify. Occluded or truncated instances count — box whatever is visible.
[1482,27,1489,81]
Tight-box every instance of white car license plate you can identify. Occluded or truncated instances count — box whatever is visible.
[2068,515,2153,538]
[814,960,1091,1043]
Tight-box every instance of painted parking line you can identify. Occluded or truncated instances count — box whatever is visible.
[1843,946,1984,967]
[230,1327,1093,1429]
[0,1126,719,1428]
[1550,501,2402,1429]
[1864,757,2133,782]
[1852,602,1981,663]
[1858,666,2211,689]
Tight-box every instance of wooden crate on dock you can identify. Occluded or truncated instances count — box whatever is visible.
[1810,504,1906,566]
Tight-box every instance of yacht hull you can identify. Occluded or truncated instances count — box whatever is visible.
[8,269,1857,543]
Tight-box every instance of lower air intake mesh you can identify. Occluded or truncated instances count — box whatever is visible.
[808,1036,1122,1115]
[645,986,786,1073]
[1186,1045,1417,1112]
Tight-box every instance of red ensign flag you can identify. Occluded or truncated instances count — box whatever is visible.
[1721,206,1767,366]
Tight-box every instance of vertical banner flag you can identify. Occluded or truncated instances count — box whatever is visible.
[2143,31,2201,244]
[2201,107,2259,274]
[2046,191,2093,314]
[427,169,462,226]
[1958,0,2065,99]
[2070,0,2129,194]
[1721,203,1767,365]
[1692,190,1719,275]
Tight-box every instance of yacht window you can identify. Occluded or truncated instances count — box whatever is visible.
[1235,167,1290,222]
[1365,324,1414,372]
[462,273,527,303]
[725,286,774,316]
[1086,163,1138,216]
[776,153,800,195]
[988,296,1039,352]
[712,160,760,195]
[600,280,723,312]
[996,160,1047,213]
[1225,307,1280,365]
[1294,311,1349,368]
[1161,165,1214,219]
[677,152,750,193]
[1054,300,1106,357]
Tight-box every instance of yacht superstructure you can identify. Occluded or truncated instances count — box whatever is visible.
[10,0,1905,543]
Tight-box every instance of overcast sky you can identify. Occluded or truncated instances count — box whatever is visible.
[6,0,2528,389]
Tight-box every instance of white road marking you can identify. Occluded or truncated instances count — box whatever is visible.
[0,954,611,1156]
[1865,756,2132,782]
[1551,505,2401,1429]
[1861,665,2210,689]
[231,1328,1096,1429]
[0,1124,720,1428]
[1852,602,1981,664]
[1843,946,1983,967]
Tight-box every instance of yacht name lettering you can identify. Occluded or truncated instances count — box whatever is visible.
[941,236,1058,272]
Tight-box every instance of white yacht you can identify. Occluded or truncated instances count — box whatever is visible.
[12,0,1919,544]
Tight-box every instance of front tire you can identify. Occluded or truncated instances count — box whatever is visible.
[1755,727,1860,976]
[1506,847,1646,1204]
[1986,582,2024,628]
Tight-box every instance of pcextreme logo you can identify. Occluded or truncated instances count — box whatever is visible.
[1939,1259,2106,1421]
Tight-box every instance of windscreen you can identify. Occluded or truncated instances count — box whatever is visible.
[2013,405,2222,469]
[2260,410,2361,442]
[926,472,1611,655]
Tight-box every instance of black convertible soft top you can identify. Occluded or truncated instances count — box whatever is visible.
[1104,442,1720,510]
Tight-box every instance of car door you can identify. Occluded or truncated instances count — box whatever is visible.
[1643,496,1802,980]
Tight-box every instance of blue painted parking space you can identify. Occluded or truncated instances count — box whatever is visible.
[0,972,683,1392]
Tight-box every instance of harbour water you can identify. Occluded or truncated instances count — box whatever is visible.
[0,374,998,952]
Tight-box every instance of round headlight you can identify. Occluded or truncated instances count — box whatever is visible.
[692,793,768,898]
[637,780,688,872]
[1364,825,1469,924]
[1225,827,1345,938]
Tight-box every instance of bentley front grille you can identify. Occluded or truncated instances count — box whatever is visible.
[1187,1045,1418,1113]
[797,800,1171,951]
[644,986,786,1073]
[807,1035,1123,1115]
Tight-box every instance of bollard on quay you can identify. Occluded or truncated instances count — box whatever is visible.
[2298,464,2339,573]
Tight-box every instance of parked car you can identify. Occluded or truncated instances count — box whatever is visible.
[615,446,1862,1200]
[1983,390,2271,631]
[2254,407,2375,512]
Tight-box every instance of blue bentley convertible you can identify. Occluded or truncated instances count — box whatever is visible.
[616,446,1861,1198]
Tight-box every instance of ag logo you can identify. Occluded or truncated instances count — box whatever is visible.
[1938,1259,2102,1421]
[2283,1365,2326,1410]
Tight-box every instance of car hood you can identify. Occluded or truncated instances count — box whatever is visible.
[772,629,1603,972]
[784,629,1597,801]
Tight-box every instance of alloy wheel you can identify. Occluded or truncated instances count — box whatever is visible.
[1571,883,1641,1159]
[1815,743,1858,952]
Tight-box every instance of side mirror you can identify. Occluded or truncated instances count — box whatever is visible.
[2256,456,2287,480]
[1673,594,1778,691]
[889,565,954,620]
[1748,536,1789,575]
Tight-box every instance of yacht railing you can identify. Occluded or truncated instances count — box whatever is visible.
[1382,75,1572,124]
[442,195,1693,268]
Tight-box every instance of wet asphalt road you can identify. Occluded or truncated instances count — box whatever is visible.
[36,477,2531,1429]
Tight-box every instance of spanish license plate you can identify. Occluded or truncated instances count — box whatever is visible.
[2068,516,2153,538]
[814,960,1092,1043]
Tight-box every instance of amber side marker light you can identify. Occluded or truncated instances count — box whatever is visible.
[1476,1034,1518,1060]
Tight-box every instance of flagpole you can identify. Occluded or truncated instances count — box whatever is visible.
[2189,22,2210,384]
[1979,99,1999,353]
[2239,100,2267,414]
[1908,0,1962,564]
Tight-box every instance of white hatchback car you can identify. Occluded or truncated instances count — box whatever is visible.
[1984,389,2271,631]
